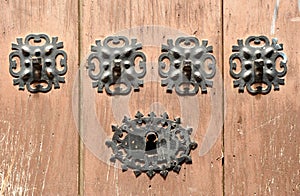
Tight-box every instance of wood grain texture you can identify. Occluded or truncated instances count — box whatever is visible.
[2,0,298,195]
[0,0,78,194]
[80,0,223,195]
[224,0,300,195]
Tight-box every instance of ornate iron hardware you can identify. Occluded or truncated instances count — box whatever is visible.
[87,36,146,95]
[106,111,197,179]
[158,37,216,95]
[229,36,287,95]
[9,34,67,93]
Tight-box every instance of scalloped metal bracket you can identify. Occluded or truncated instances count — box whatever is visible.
[229,35,288,95]
[87,36,147,95]
[158,37,216,95]
[106,111,197,179]
[9,34,67,93]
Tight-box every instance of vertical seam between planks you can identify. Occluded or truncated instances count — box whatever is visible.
[221,0,225,195]
[78,0,84,195]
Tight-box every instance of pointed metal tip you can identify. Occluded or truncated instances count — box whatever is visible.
[146,170,156,179]
[160,170,168,179]
[133,170,142,177]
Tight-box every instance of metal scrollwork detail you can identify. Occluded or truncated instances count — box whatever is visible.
[9,34,67,93]
[87,36,146,95]
[229,36,288,94]
[158,37,216,95]
[106,111,197,179]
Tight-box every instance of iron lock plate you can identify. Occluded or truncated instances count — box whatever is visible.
[229,35,288,95]
[158,37,216,95]
[106,111,197,179]
[87,36,147,95]
[9,34,67,93]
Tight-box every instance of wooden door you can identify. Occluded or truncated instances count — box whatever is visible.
[79,0,223,195]
[0,0,79,195]
[224,0,300,195]
[0,0,299,195]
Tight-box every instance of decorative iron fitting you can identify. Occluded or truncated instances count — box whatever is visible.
[106,111,197,179]
[229,36,287,95]
[87,36,147,95]
[9,34,67,93]
[158,37,216,95]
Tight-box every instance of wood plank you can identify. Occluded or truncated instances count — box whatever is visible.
[0,0,78,194]
[80,0,223,195]
[224,0,300,195]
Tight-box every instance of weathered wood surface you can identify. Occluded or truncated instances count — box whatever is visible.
[79,0,223,195]
[1,0,299,195]
[0,0,79,195]
[224,0,300,195]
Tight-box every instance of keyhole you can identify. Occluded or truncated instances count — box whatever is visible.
[254,59,264,82]
[183,60,192,80]
[113,59,122,81]
[32,57,42,81]
[145,132,158,155]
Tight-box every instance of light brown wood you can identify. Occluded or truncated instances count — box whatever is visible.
[0,0,78,194]
[1,0,299,195]
[224,0,300,195]
[80,0,223,195]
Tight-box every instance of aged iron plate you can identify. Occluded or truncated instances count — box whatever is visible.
[158,37,216,95]
[229,35,287,95]
[9,34,67,93]
[106,111,197,179]
[87,36,146,95]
